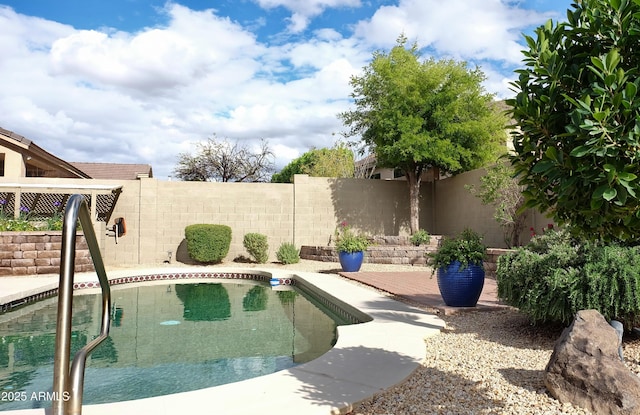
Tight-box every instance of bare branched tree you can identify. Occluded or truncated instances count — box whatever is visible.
[174,136,275,182]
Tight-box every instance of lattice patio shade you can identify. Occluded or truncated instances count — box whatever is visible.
[0,184,122,223]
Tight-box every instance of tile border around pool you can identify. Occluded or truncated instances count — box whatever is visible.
[1,271,293,312]
[0,267,446,415]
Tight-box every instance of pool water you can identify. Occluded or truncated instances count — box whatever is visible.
[0,281,340,411]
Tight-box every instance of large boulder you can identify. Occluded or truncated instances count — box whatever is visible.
[545,309,640,415]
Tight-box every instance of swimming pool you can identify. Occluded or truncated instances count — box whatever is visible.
[0,267,444,415]
[0,272,364,411]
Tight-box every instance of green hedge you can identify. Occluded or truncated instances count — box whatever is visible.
[184,224,231,263]
[497,230,640,329]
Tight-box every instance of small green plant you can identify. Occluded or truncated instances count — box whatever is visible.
[410,229,431,246]
[427,228,486,272]
[334,221,370,253]
[0,200,65,231]
[243,233,269,263]
[44,201,64,231]
[184,224,231,263]
[276,242,300,264]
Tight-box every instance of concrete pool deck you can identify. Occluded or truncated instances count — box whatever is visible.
[0,266,446,415]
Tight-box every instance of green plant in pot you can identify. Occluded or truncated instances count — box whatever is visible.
[334,221,370,272]
[427,228,487,307]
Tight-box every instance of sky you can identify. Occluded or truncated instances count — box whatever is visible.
[0,0,573,179]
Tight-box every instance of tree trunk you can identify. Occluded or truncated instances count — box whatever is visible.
[406,170,421,234]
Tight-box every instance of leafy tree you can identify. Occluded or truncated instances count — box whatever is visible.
[466,162,528,248]
[271,144,354,183]
[507,0,640,243]
[340,35,506,233]
[174,136,274,182]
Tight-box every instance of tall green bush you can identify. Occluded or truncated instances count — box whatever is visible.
[497,229,640,329]
[184,224,231,263]
[243,233,269,263]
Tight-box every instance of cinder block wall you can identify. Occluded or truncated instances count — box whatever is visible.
[433,168,554,247]
[100,178,296,265]
[292,175,415,248]
[102,175,419,266]
[0,169,553,269]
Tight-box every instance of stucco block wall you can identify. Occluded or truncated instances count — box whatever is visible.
[0,169,553,269]
[102,179,296,264]
[101,175,417,266]
[433,168,554,247]
[293,175,415,248]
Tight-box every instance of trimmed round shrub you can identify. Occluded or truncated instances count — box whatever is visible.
[497,229,640,329]
[243,233,269,263]
[276,242,300,264]
[184,224,231,263]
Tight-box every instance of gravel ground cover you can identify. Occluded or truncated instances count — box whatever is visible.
[347,307,640,415]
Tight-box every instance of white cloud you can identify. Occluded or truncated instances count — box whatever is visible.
[48,4,263,95]
[354,0,555,64]
[0,1,568,179]
[254,0,361,32]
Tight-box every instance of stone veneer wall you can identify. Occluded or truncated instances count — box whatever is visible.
[300,235,443,266]
[300,244,514,276]
[484,248,514,279]
[0,231,94,276]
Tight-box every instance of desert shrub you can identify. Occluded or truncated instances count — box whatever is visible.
[497,230,640,329]
[410,229,431,246]
[525,228,576,254]
[276,242,300,264]
[243,233,269,263]
[575,244,640,329]
[184,224,231,263]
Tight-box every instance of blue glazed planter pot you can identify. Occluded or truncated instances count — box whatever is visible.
[436,261,485,307]
[338,251,364,272]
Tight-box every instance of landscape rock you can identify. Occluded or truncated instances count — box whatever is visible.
[545,309,640,415]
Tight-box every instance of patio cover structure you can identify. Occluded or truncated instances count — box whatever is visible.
[0,183,122,224]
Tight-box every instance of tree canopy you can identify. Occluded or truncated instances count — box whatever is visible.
[173,136,274,182]
[271,144,354,183]
[340,35,506,232]
[507,0,640,242]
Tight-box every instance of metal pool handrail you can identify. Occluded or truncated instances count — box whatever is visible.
[52,194,111,415]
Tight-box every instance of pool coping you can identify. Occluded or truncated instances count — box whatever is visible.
[0,267,445,415]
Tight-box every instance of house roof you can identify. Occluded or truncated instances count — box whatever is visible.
[0,126,153,180]
[0,127,91,178]
[69,162,153,180]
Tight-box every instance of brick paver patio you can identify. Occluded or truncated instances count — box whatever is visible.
[338,271,507,315]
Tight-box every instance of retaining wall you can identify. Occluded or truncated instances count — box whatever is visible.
[300,235,443,266]
[484,248,514,279]
[0,232,94,276]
